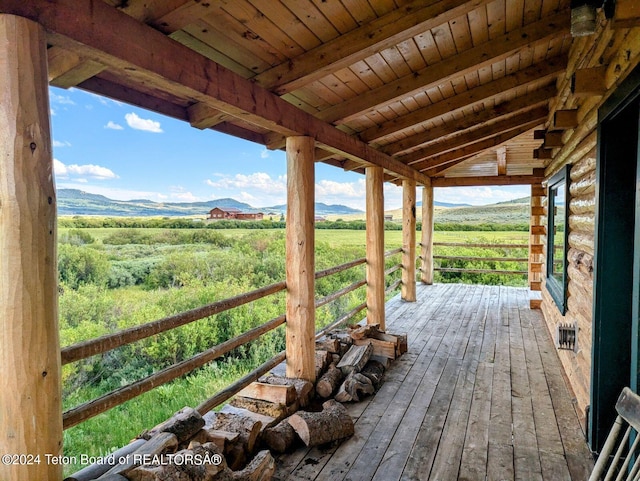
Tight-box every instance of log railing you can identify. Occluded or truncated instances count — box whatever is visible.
[61,248,403,430]
[427,242,529,278]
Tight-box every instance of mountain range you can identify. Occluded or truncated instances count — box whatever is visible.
[57,189,365,217]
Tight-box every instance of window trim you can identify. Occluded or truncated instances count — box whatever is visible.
[546,164,571,315]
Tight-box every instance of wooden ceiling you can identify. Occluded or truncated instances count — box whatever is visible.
[3,0,572,186]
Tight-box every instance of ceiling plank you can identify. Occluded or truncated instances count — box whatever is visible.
[317,11,570,124]
[431,171,545,187]
[4,0,430,184]
[253,0,493,94]
[400,107,548,165]
[358,54,566,142]
[416,120,544,174]
[381,84,555,155]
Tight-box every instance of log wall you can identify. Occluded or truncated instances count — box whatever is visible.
[540,14,640,426]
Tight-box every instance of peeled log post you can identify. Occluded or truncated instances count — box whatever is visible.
[402,179,417,301]
[285,136,316,382]
[287,400,355,447]
[316,363,344,398]
[0,15,63,481]
[421,180,435,285]
[366,166,386,329]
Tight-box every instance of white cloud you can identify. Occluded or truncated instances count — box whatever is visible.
[207,172,286,195]
[54,159,118,180]
[105,121,124,130]
[260,149,270,159]
[125,112,163,133]
[53,140,72,148]
[50,92,75,105]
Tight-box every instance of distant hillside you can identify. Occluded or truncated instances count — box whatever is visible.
[417,201,472,208]
[57,189,363,217]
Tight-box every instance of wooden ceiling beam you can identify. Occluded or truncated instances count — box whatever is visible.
[3,0,429,184]
[415,120,544,174]
[47,46,106,88]
[497,146,507,176]
[253,0,493,94]
[381,85,555,156]
[431,171,545,187]
[400,107,548,165]
[359,55,566,143]
[318,11,570,124]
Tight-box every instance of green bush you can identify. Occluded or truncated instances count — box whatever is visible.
[58,244,111,289]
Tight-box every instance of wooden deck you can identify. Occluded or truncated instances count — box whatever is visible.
[276,284,594,481]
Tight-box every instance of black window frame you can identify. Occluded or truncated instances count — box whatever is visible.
[546,164,571,315]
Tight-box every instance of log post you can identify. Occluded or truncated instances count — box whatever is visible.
[402,180,417,301]
[421,180,434,284]
[0,15,63,481]
[285,136,316,382]
[366,166,385,329]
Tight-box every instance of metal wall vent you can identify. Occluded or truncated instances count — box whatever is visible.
[556,321,578,352]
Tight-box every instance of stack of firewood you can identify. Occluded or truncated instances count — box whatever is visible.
[65,324,406,481]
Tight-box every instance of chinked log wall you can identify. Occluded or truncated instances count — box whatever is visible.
[540,13,640,425]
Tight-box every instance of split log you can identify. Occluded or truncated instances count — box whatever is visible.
[287,400,354,447]
[220,405,277,431]
[355,338,396,359]
[127,442,225,481]
[262,419,298,453]
[331,353,341,365]
[189,429,239,452]
[64,439,146,481]
[203,411,262,454]
[315,350,331,373]
[370,354,390,369]
[217,450,275,481]
[229,397,292,422]
[328,331,353,346]
[238,382,296,405]
[258,375,314,407]
[339,342,350,356]
[337,343,373,375]
[142,406,204,443]
[335,372,374,402]
[316,363,344,398]
[315,336,341,353]
[348,323,381,340]
[97,432,178,479]
[361,360,385,389]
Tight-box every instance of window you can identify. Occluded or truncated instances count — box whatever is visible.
[546,164,571,314]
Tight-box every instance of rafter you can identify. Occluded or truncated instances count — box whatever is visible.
[359,55,566,143]
[317,12,570,124]
[253,0,493,94]
[415,120,544,174]
[47,46,105,88]
[3,0,429,184]
[400,107,548,166]
[381,85,555,156]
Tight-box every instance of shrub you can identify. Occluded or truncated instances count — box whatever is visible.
[58,244,111,289]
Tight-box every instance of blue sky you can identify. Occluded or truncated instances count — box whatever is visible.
[50,86,530,211]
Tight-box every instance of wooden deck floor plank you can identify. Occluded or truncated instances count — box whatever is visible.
[276,284,594,481]
[509,289,543,481]
[487,286,516,481]
[400,286,487,480]
[342,285,476,481]
[428,287,490,480]
[532,313,594,481]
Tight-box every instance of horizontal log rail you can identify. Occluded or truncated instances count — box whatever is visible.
[63,314,287,429]
[61,281,287,365]
[62,248,404,429]
[436,268,528,275]
[434,255,529,262]
[433,242,529,248]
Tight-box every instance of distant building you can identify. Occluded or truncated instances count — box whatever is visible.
[315,216,327,222]
[208,207,263,220]
[384,214,393,221]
